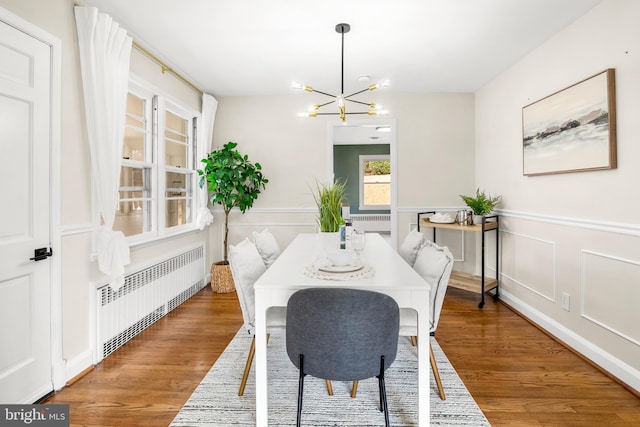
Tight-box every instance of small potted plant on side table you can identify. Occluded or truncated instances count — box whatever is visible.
[460,188,501,225]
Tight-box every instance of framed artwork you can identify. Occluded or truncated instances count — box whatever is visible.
[522,69,616,176]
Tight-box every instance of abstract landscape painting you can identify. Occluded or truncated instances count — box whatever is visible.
[522,69,616,176]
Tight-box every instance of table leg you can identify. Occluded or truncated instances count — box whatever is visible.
[255,295,268,426]
[416,298,430,426]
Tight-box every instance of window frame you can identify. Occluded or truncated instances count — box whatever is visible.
[114,77,201,246]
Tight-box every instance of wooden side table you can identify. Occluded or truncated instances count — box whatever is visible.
[417,212,499,308]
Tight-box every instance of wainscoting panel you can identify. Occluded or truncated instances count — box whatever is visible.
[501,230,556,302]
[582,251,640,346]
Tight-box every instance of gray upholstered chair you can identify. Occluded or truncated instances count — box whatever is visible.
[286,288,400,427]
[399,240,454,400]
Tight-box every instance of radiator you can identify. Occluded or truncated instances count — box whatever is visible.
[350,214,391,232]
[96,245,205,361]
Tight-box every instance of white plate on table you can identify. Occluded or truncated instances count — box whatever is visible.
[318,263,363,273]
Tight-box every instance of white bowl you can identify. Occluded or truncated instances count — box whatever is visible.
[327,250,354,266]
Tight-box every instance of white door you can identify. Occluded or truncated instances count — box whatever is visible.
[0,19,53,403]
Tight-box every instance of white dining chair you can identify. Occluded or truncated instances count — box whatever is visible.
[252,228,281,268]
[229,238,333,396]
[399,240,454,400]
[398,229,425,267]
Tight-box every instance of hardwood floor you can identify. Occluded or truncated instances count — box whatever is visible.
[44,286,640,426]
[437,288,640,427]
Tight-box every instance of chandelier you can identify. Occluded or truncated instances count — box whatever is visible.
[293,23,389,122]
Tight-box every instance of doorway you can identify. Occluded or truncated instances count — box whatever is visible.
[326,119,397,248]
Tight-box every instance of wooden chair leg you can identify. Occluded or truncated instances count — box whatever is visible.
[238,336,256,396]
[238,333,270,396]
[429,344,446,400]
[351,380,359,398]
[325,380,333,396]
[410,335,417,347]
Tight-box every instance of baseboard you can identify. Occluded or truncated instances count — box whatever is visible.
[499,289,640,394]
[64,349,94,386]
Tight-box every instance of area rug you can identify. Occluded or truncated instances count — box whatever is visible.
[171,329,490,426]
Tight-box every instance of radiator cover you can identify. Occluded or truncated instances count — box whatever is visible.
[96,245,205,360]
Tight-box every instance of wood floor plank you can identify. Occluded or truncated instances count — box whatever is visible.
[43,285,640,426]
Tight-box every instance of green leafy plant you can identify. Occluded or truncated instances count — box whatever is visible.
[198,141,268,262]
[312,179,347,232]
[460,188,502,216]
[367,160,391,175]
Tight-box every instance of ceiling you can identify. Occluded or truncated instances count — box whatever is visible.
[79,0,601,98]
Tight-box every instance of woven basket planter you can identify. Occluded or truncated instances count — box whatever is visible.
[210,261,236,293]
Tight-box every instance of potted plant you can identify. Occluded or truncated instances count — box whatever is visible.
[198,141,268,292]
[312,179,347,232]
[460,188,501,225]
[312,180,347,253]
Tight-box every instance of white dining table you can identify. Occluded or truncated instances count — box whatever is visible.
[253,232,431,426]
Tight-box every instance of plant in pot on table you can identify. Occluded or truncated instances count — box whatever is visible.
[460,188,501,225]
[198,141,268,293]
[312,179,348,259]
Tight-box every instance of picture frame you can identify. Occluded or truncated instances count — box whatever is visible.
[522,69,616,176]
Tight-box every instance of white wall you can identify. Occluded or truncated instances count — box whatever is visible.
[476,0,640,390]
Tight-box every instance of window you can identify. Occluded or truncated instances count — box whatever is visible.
[113,80,199,242]
[359,155,391,210]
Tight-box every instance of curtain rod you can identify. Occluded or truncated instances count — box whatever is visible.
[74,5,204,94]
[132,41,203,94]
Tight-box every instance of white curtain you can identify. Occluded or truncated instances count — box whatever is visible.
[75,6,132,291]
[194,93,219,230]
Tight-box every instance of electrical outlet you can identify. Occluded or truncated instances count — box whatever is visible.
[562,292,570,311]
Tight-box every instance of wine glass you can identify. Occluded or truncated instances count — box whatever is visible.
[351,229,366,261]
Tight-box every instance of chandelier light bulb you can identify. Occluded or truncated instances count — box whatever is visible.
[292,82,313,92]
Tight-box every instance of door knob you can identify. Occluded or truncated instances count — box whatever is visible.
[29,247,53,261]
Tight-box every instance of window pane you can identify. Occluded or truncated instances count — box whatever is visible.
[166,139,187,168]
[363,159,390,206]
[165,111,187,167]
[124,93,146,161]
[114,200,151,237]
[165,171,192,228]
[123,127,144,161]
[114,166,152,236]
[165,199,191,227]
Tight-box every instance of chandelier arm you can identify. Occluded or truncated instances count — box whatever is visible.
[310,89,337,98]
[315,111,371,116]
[316,100,335,108]
[346,99,372,106]
[344,88,370,98]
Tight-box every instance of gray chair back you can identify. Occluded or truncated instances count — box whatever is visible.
[286,288,399,382]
